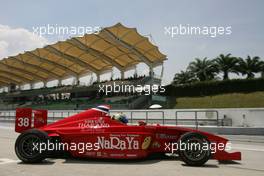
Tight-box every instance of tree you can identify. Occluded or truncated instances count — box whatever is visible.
[173,70,196,85]
[214,54,239,80]
[188,58,218,81]
[261,63,264,78]
[237,56,263,79]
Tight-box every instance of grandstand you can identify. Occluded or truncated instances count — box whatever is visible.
[0,23,167,110]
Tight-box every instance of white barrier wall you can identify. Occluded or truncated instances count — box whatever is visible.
[113,108,264,127]
[1,108,264,127]
[212,108,264,127]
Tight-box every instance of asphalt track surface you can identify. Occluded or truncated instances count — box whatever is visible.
[0,123,264,176]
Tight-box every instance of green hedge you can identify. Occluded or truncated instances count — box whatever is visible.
[164,78,264,97]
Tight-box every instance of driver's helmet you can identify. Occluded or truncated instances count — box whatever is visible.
[113,113,128,124]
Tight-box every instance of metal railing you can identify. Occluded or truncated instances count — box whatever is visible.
[0,109,224,129]
[110,110,165,125]
[175,110,219,130]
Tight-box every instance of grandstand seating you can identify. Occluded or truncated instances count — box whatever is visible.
[0,76,159,110]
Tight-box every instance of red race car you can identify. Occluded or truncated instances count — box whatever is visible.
[14,105,241,166]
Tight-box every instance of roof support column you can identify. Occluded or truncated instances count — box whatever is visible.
[29,83,34,90]
[43,81,47,88]
[75,75,80,85]
[121,71,125,79]
[149,66,154,77]
[58,79,62,86]
[161,63,164,78]
[134,67,138,78]
[18,85,22,90]
[6,86,10,93]
[110,70,114,80]
[96,74,100,82]
[88,74,93,85]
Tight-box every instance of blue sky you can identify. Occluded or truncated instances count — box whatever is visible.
[0,0,264,84]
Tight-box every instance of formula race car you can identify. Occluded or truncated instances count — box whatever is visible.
[14,105,241,166]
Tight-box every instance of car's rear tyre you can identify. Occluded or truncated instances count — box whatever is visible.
[178,132,211,166]
[15,129,48,163]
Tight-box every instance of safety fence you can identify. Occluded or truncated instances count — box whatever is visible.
[0,109,231,129]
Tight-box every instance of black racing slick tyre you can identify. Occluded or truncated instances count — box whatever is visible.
[178,132,211,166]
[15,129,48,163]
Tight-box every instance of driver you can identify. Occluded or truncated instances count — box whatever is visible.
[112,113,128,124]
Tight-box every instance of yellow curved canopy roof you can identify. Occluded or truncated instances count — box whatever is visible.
[0,23,166,86]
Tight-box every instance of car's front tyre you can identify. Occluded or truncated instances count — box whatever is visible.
[178,132,211,166]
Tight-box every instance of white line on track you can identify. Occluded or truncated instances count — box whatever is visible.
[232,147,264,152]
[0,158,19,165]
[231,143,264,152]
[0,126,13,130]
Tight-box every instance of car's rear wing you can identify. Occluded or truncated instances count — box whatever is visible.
[15,108,47,133]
